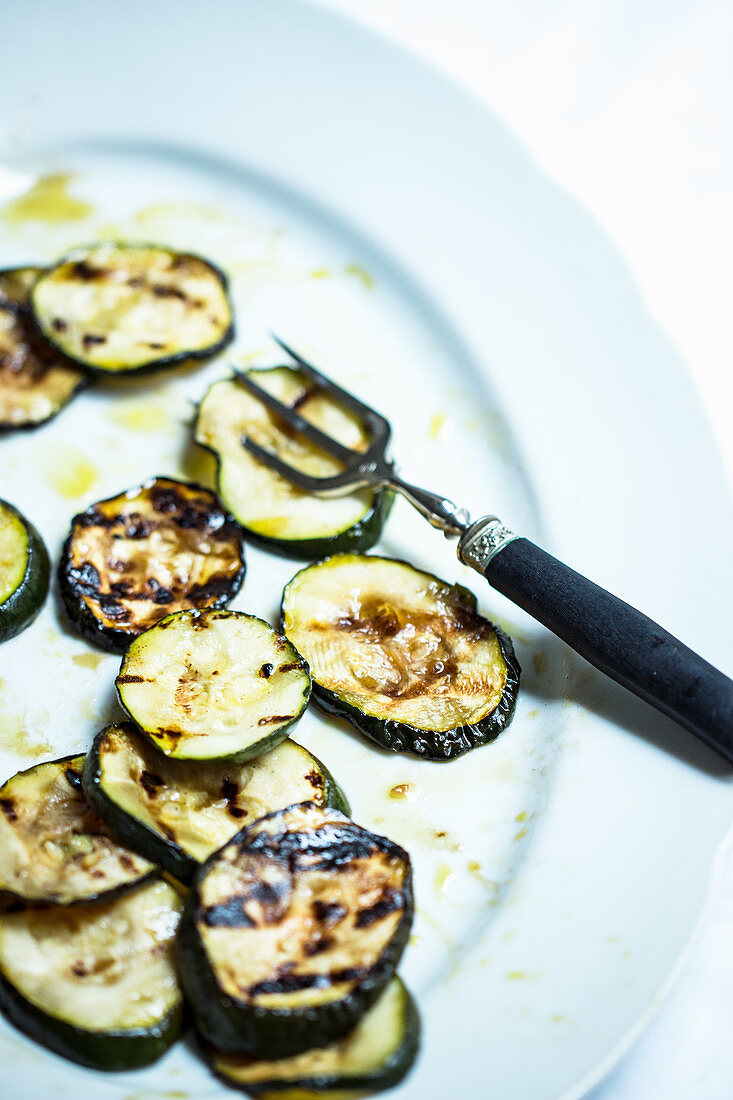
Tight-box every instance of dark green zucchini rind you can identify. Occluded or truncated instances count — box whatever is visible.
[210,976,420,1097]
[0,499,50,643]
[0,879,184,1070]
[83,722,350,884]
[31,243,234,376]
[194,370,393,560]
[0,754,155,906]
[281,554,521,762]
[117,610,311,763]
[59,477,245,654]
[177,803,413,1059]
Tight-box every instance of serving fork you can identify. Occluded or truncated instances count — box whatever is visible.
[235,337,733,766]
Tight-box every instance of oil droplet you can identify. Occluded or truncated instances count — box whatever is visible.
[428,412,447,440]
[515,811,527,822]
[134,200,229,228]
[1,173,92,225]
[465,417,479,432]
[533,651,547,676]
[467,861,499,895]
[309,268,331,279]
[408,932,422,947]
[506,970,527,981]
[234,349,267,367]
[467,859,481,873]
[527,708,539,719]
[389,782,416,801]
[514,827,528,841]
[550,1014,566,1024]
[434,863,457,894]
[42,444,97,498]
[72,653,104,670]
[344,263,374,289]
[108,402,167,432]
[606,935,620,944]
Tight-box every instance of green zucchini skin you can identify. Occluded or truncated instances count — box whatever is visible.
[226,489,394,563]
[0,966,183,1071]
[281,554,521,762]
[176,805,414,1059]
[0,500,50,643]
[309,624,520,761]
[209,977,421,1097]
[83,723,351,885]
[30,243,234,377]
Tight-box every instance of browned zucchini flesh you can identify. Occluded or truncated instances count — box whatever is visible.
[0,754,154,905]
[59,476,245,652]
[0,264,86,430]
[177,802,413,1057]
[31,243,233,374]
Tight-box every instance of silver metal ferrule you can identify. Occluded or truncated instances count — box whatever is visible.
[458,515,518,570]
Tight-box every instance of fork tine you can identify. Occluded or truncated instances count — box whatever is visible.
[271,335,392,437]
[233,371,356,464]
[241,437,355,494]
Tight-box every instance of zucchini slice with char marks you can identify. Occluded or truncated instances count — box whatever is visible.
[194,369,392,559]
[60,476,245,653]
[0,754,154,906]
[282,554,520,761]
[84,722,350,884]
[210,976,420,1098]
[0,499,50,643]
[31,242,233,374]
[117,610,311,763]
[177,802,413,1059]
[0,265,86,431]
[0,878,183,1070]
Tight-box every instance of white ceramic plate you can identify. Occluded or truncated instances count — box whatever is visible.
[1,3,731,1098]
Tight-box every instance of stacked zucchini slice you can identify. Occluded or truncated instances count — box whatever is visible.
[0,499,50,643]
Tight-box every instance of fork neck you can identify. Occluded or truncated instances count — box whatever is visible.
[387,474,470,537]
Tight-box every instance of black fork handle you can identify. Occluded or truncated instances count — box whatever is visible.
[459,524,733,765]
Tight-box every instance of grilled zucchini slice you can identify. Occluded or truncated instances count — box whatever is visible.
[177,802,413,1058]
[0,878,183,1070]
[59,476,245,653]
[117,610,311,763]
[282,554,520,761]
[0,499,50,643]
[0,754,154,906]
[84,722,350,883]
[194,369,392,559]
[210,976,420,1097]
[0,266,86,430]
[31,243,233,374]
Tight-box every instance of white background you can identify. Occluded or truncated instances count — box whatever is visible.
[317,2,732,1097]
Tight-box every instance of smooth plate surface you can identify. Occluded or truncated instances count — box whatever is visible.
[0,2,731,1099]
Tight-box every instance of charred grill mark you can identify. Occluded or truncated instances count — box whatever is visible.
[127,276,144,289]
[146,577,174,604]
[152,283,189,302]
[248,964,369,998]
[69,561,102,596]
[202,896,257,928]
[305,936,334,956]
[70,261,110,281]
[305,770,325,792]
[228,806,247,819]
[117,673,146,684]
[147,341,166,349]
[258,663,275,679]
[98,595,130,621]
[247,824,387,874]
[355,889,405,928]
[312,900,347,926]
[52,317,67,332]
[257,715,293,727]
[81,333,107,348]
[109,580,133,596]
[63,767,83,793]
[221,778,238,801]
[124,517,154,539]
[70,961,88,978]
[0,798,17,822]
[117,852,137,872]
[290,389,311,413]
[278,662,303,674]
[187,575,238,603]
[140,769,164,797]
